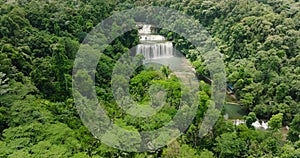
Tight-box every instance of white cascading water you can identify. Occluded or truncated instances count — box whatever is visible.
[136,24,173,59]
[137,42,173,59]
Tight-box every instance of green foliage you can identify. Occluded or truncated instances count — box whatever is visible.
[244,112,257,128]
[160,65,171,78]
[0,122,81,157]
[280,144,300,158]
[214,132,247,157]
[268,113,283,131]
[0,0,299,157]
[162,141,208,158]
[130,70,163,101]
[288,114,300,142]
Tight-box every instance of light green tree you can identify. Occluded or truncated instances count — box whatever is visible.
[268,113,283,131]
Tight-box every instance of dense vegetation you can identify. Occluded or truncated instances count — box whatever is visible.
[0,0,299,157]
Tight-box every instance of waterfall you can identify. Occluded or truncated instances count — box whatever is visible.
[136,24,173,60]
[136,42,173,59]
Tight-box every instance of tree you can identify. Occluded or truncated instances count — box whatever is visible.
[268,113,283,131]
[244,112,257,128]
[213,117,235,137]
[214,132,247,158]
[160,65,171,78]
[7,96,54,127]
[240,93,255,110]
[0,120,82,157]
[162,142,204,158]
[280,144,300,158]
[30,57,57,99]
[260,136,281,156]
[253,104,269,119]
[0,52,15,77]
[288,114,300,142]
[199,149,215,158]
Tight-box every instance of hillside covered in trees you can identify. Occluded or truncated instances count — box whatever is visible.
[0,0,299,157]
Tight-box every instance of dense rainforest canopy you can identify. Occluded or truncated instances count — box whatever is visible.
[0,0,299,157]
